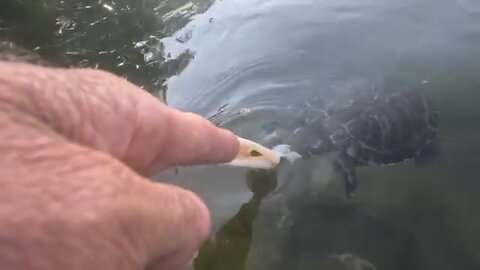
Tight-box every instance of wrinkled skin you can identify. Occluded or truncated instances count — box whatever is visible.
[0,61,240,270]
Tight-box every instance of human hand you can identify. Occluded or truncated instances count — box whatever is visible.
[0,61,239,270]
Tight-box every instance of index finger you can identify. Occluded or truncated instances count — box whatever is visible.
[122,99,240,173]
[163,109,240,167]
[0,61,239,175]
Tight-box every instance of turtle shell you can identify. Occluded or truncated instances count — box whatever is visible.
[321,87,439,165]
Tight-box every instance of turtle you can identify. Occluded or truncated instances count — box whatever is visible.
[207,83,440,198]
[288,85,441,198]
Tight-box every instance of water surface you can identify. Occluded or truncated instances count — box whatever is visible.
[159,0,480,269]
[2,0,480,269]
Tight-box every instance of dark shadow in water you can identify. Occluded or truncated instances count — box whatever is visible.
[275,202,430,270]
[0,41,57,67]
[270,188,480,270]
[194,169,278,270]
[0,0,203,97]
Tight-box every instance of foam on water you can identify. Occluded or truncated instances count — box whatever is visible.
[273,144,303,164]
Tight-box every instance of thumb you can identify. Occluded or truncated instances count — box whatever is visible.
[129,179,210,270]
[0,115,210,270]
[93,162,211,270]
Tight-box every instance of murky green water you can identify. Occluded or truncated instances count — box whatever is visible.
[2,0,480,269]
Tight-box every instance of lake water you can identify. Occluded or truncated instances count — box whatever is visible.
[2,0,480,269]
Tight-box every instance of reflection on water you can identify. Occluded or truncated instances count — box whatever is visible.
[2,0,480,269]
[194,170,277,270]
[0,0,213,96]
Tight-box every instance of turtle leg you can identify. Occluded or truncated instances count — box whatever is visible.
[414,137,442,167]
[293,146,314,159]
[333,153,358,199]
